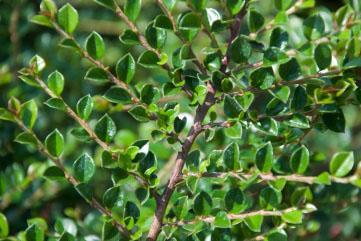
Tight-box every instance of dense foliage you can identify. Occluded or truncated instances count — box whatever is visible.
[1,0,361,240]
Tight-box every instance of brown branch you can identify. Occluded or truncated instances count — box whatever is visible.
[10,114,130,238]
[146,5,247,240]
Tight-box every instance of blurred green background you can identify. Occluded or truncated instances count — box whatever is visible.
[1,0,361,240]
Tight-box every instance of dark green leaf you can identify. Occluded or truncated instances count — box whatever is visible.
[103,186,123,208]
[194,191,212,215]
[315,43,332,70]
[225,188,245,213]
[44,98,66,111]
[141,85,160,105]
[174,116,187,133]
[250,67,275,89]
[248,9,265,32]
[85,31,105,59]
[93,0,116,10]
[129,106,149,122]
[15,132,37,146]
[227,0,245,15]
[223,142,240,170]
[255,142,273,172]
[179,12,201,29]
[145,22,166,49]
[138,51,160,68]
[230,35,252,63]
[103,86,132,104]
[278,58,301,81]
[291,86,307,111]
[45,129,64,157]
[44,166,65,181]
[303,14,325,40]
[73,153,95,182]
[274,0,294,10]
[259,186,282,209]
[154,15,173,30]
[322,110,345,133]
[116,53,136,84]
[224,95,242,118]
[85,67,109,85]
[25,224,44,241]
[76,95,93,120]
[95,114,116,143]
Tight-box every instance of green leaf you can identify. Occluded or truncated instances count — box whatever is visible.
[124,201,140,224]
[93,0,116,10]
[85,31,105,60]
[44,98,66,111]
[274,0,294,10]
[315,172,331,185]
[290,145,309,174]
[44,166,65,181]
[174,116,187,133]
[75,183,93,202]
[315,43,332,70]
[271,86,290,103]
[15,132,37,146]
[179,12,202,29]
[244,215,263,232]
[223,142,239,170]
[224,122,242,139]
[189,0,208,11]
[256,142,274,173]
[248,9,265,32]
[95,114,116,143]
[224,95,242,118]
[0,213,9,238]
[124,0,142,22]
[129,106,149,122]
[119,30,140,45]
[45,129,64,157]
[103,186,123,208]
[76,95,93,120]
[259,186,282,209]
[329,151,354,177]
[278,58,301,81]
[85,67,109,85]
[25,224,44,241]
[214,211,231,228]
[20,100,38,129]
[47,71,64,96]
[281,210,303,224]
[0,108,15,122]
[225,188,245,213]
[141,85,160,105]
[138,51,160,68]
[58,232,75,241]
[322,110,345,133]
[103,86,132,104]
[227,0,245,15]
[139,152,157,176]
[154,15,173,30]
[29,55,46,73]
[250,67,275,89]
[291,86,307,111]
[116,53,136,84]
[73,153,95,182]
[270,27,289,50]
[230,35,252,63]
[145,22,166,49]
[263,47,289,66]
[237,92,254,111]
[194,191,212,215]
[284,113,310,129]
[303,14,325,40]
[267,229,287,241]
[30,15,53,28]
[57,3,79,33]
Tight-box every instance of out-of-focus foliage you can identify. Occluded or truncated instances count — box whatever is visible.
[1,0,361,240]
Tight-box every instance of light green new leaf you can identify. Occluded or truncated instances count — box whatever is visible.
[329,151,354,177]
[255,142,274,173]
[20,100,38,129]
[45,129,64,157]
[281,210,303,224]
[0,213,9,238]
[57,3,79,33]
[244,214,263,232]
[290,145,309,174]
[47,71,64,96]
[76,95,93,120]
[214,211,231,228]
[85,31,105,60]
[95,114,116,143]
[29,55,46,73]
[73,153,95,183]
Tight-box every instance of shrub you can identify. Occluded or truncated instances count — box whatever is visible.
[1,0,361,240]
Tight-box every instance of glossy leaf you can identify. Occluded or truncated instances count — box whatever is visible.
[85,32,105,59]
[329,151,354,177]
[45,129,64,157]
[223,142,240,170]
[76,95,93,120]
[116,54,136,84]
[315,43,332,70]
[103,86,132,104]
[194,191,212,215]
[57,3,78,33]
[124,0,142,22]
[290,145,309,174]
[47,71,64,96]
[73,153,95,183]
[20,100,38,129]
[95,114,116,143]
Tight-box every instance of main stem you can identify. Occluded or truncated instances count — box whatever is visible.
[146,8,246,240]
